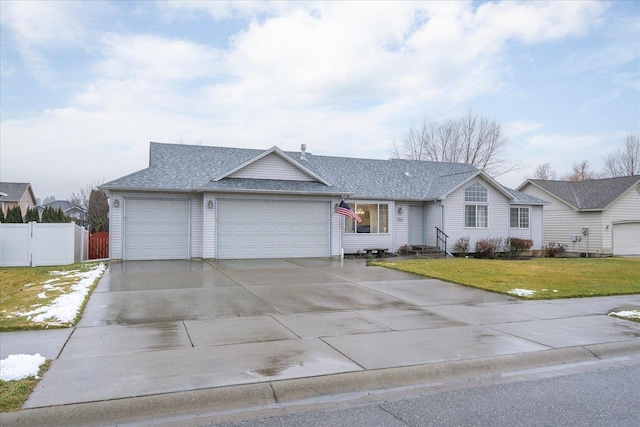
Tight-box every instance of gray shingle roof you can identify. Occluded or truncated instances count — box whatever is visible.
[101,142,545,204]
[0,182,32,202]
[523,176,640,210]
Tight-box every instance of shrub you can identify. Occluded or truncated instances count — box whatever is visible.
[453,236,470,256]
[4,206,24,223]
[474,237,503,259]
[505,237,533,260]
[24,207,40,223]
[544,242,566,258]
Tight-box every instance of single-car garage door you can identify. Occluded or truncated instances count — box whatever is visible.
[613,222,640,256]
[217,200,330,259]
[124,198,190,260]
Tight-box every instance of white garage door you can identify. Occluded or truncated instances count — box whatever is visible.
[217,200,330,259]
[124,199,190,260]
[613,222,640,256]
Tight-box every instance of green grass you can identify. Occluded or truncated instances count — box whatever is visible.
[0,361,50,412]
[371,257,640,299]
[0,262,106,331]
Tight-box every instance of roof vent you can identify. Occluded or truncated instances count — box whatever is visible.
[300,144,306,160]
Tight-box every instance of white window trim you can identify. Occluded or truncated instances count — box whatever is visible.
[344,202,390,234]
[464,182,489,228]
[465,204,489,229]
[510,206,530,229]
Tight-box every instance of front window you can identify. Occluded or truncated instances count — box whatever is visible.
[465,205,488,228]
[510,207,529,228]
[464,182,488,228]
[344,203,389,234]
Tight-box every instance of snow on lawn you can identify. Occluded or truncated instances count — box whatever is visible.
[0,354,46,381]
[14,263,106,327]
[609,309,640,320]
[507,288,536,297]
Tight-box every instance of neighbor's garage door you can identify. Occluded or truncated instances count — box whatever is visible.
[613,222,640,256]
[124,199,190,260]
[217,200,330,259]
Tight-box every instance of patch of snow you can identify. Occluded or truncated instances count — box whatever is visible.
[37,292,47,299]
[507,288,536,297]
[15,263,106,326]
[0,354,46,381]
[609,310,640,320]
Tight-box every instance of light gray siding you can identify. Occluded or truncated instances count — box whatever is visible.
[425,202,442,247]
[395,202,410,250]
[109,192,124,260]
[330,198,342,257]
[203,196,216,259]
[229,152,316,181]
[191,195,203,258]
[602,187,640,253]
[443,177,511,251]
[508,205,543,250]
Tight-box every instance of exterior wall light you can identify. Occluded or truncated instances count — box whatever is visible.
[397,207,403,215]
[113,199,120,208]
[207,200,214,209]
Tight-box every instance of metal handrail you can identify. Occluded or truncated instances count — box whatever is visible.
[435,227,449,258]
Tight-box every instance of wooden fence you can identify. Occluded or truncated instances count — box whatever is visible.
[89,231,109,259]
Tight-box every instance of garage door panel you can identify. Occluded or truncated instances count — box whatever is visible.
[613,222,640,256]
[217,200,329,259]
[124,199,190,260]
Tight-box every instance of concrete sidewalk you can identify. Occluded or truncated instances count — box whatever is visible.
[2,258,639,425]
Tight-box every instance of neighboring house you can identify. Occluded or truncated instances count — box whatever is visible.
[0,182,37,218]
[39,200,88,228]
[518,176,640,256]
[99,142,546,261]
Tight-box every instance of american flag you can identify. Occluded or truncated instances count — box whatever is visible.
[335,201,362,223]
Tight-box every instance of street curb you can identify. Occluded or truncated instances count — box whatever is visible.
[2,343,638,427]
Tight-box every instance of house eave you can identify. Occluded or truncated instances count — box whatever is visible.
[199,188,349,197]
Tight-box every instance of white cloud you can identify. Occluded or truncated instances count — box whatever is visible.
[1,1,627,198]
[0,1,111,83]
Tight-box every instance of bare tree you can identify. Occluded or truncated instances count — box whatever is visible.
[392,111,519,176]
[69,184,92,210]
[533,162,557,180]
[563,161,603,181]
[604,133,640,177]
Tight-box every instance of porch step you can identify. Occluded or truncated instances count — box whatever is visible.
[400,245,446,258]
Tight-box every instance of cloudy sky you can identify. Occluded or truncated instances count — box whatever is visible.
[1,1,638,200]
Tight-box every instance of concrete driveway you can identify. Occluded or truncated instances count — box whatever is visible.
[17,258,640,410]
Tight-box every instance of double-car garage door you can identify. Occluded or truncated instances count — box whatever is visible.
[123,198,330,260]
[217,199,330,259]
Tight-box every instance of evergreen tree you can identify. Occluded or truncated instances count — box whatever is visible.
[0,208,4,223]
[24,206,40,223]
[41,206,53,223]
[5,206,24,223]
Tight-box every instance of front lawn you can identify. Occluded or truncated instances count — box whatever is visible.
[0,262,106,331]
[372,257,640,299]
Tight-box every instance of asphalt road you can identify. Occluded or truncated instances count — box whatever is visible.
[212,363,640,427]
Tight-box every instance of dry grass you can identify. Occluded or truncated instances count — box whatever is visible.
[0,361,50,412]
[372,257,640,299]
[0,262,105,331]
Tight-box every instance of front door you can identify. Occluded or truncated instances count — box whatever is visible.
[408,205,424,246]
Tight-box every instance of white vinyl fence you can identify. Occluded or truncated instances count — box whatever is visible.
[0,223,89,267]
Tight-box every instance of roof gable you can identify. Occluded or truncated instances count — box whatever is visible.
[518,176,640,210]
[214,147,331,185]
[0,182,35,203]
